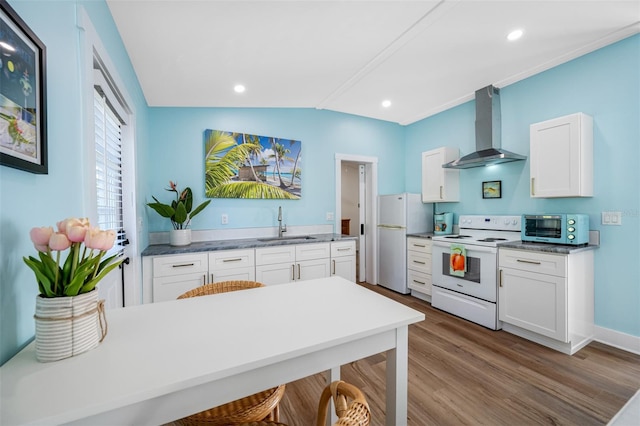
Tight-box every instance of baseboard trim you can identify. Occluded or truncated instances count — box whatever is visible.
[594,326,640,355]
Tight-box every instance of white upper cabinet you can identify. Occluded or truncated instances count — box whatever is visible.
[529,113,593,198]
[421,147,460,203]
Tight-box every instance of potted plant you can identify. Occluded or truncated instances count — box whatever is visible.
[147,181,211,246]
[23,217,123,362]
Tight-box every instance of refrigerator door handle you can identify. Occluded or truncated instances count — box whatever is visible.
[377,225,405,230]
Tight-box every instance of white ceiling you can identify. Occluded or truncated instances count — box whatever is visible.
[106,0,640,125]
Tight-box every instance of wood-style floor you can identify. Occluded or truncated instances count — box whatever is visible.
[278,282,640,426]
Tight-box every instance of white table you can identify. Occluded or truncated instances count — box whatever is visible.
[1,277,424,425]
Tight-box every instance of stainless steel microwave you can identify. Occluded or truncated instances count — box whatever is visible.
[521,214,589,245]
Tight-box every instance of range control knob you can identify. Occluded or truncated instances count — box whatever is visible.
[568,234,575,240]
[568,219,576,225]
[568,227,575,232]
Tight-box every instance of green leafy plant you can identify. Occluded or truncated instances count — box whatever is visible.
[147,181,211,229]
[24,218,123,298]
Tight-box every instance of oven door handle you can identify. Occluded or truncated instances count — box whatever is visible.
[432,240,497,253]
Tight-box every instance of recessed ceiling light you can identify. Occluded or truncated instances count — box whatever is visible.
[381,100,391,108]
[507,29,524,41]
[234,84,246,93]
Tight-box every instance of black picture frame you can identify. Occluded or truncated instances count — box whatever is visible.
[482,180,501,199]
[0,0,47,174]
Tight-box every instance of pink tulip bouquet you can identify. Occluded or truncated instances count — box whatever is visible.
[23,218,123,298]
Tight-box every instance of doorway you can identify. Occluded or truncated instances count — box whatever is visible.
[335,154,377,285]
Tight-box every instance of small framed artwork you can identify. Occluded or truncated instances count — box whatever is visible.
[482,180,501,199]
[0,0,48,174]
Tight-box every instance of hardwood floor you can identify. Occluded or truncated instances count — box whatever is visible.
[278,282,640,426]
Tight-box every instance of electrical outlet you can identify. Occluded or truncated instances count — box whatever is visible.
[602,211,622,225]
[326,212,334,221]
[221,214,228,225]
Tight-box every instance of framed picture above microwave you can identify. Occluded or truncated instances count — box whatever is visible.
[0,0,48,174]
[482,180,501,199]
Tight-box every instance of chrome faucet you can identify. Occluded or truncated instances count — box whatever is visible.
[278,206,287,237]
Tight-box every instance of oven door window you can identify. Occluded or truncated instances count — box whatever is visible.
[524,217,562,239]
[440,253,480,283]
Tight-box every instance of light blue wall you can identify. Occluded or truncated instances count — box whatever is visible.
[144,108,405,232]
[405,35,640,336]
[0,0,149,365]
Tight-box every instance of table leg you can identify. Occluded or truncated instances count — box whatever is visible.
[324,367,340,426]
[386,325,408,426]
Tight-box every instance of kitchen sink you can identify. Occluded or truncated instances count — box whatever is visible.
[257,235,317,242]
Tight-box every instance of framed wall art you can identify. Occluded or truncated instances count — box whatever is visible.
[482,180,501,199]
[204,129,301,199]
[0,0,47,174]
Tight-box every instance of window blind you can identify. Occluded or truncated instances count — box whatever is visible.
[94,88,124,255]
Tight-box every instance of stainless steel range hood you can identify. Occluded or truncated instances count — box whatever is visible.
[443,85,526,169]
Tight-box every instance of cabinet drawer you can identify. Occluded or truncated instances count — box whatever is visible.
[408,251,431,274]
[407,237,431,254]
[407,270,431,295]
[209,249,255,271]
[331,240,356,257]
[255,246,296,266]
[499,249,566,277]
[296,243,330,261]
[153,253,208,278]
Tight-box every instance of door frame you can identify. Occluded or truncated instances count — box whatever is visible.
[335,154,378,285]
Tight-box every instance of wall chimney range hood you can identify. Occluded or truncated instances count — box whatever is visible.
[443,85,526,169]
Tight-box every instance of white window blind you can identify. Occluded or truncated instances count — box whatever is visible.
[94,88,124,255]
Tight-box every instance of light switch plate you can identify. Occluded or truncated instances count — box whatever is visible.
[326,212,334,221]
[601,211,622,225]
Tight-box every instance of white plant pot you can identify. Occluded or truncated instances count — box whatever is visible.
[170,228,192,246]
[34,289,106,363]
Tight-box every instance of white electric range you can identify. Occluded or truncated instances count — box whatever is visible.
[431,215,521,330]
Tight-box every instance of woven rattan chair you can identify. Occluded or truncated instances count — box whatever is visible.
[174,281,286,426]
[316,381,371,426]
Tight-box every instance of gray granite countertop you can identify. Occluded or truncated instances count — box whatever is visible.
[141,233,357,256]
[407,232,434,239]
[498,240,598,254]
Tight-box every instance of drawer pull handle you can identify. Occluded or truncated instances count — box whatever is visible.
[337,248,350,251]
[499,269,503,287]
[172,263,195,268]
[222,258,242,263]
[413,244,426,248]
[202,274,206,285]
[297,263,301,280]
[413,279,426,285]
[332,260,336,275]
[291,264,295,281]
[517,259,541,265]
[413,260,426,265]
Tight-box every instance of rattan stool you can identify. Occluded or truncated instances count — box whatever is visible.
[175,281,286,425]
[316,381,371,426]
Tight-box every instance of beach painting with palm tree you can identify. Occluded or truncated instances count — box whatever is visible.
[204,129,302,199]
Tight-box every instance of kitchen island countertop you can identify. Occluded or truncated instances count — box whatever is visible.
[141,233,357,256]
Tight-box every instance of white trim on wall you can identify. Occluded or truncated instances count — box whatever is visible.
[595,326,640,356]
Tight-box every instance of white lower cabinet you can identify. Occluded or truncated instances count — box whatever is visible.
[407,237,432,299]
[151,253,209,302]
[498,248,594,355]
[330,240,356,282]
[255,243,331,285]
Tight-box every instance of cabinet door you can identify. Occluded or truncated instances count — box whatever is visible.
[153,273,207,303]
[421,147,459,202]
[499,267,568,342]
[530,113,593,198]
[332,256,356,282]
[298,258,331,281]
[255,263,294,285]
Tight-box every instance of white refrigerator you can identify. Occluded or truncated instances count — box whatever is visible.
[377,193,433,294]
